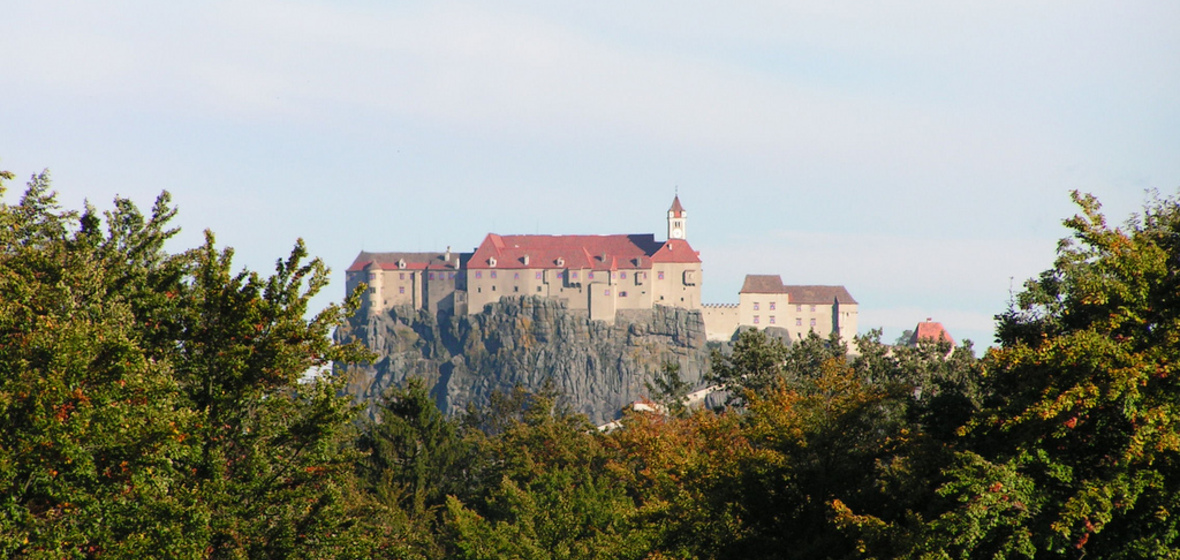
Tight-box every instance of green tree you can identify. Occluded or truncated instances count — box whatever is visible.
[357,378,474,557]
[445,387,656,560]
[646,362,692,418]
[0,168,371,558]
[708,328,790,406]
[915,191,1180,558]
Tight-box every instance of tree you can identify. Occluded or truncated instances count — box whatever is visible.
[445,387,655,560]
[915,191,1180,558]
[708,328,790,406]
[0,168,371,558]
[357,378,474,556]
[645,362,692,418]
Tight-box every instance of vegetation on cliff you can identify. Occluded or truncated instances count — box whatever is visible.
[5,164,1180,559]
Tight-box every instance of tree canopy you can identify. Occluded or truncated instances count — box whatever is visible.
[0,169,370,558]
[5,164,1178,560]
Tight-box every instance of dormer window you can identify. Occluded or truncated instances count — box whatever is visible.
[397,259,406,270]
[556,257,565,267]
[522,254,530,266]
[488,257,497,267]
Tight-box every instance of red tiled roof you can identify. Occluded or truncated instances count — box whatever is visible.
[740,275,787,294]
[783,285,857,305]
[650,239,702,264]
[346,251,461,272]
[669,195,686,217]
[467,233,698,269]
[909,320,954,346]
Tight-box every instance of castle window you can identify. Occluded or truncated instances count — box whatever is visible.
[658,271,665,280]
[537,286,542,292]
[475,271,482,279]
[514,272,520,280]
[796,305,803,312]
[810,318,817,327]
[620,271,627,279]
[449,272,455,279]
[769,302,776,311]
[492,285,496,291]
[620,291,628,297]
[399,273,405,280]
[556,272,563,279]
[810,305,816,312]
[604,289,610,296]
[490,271,497,279]
[399,287,405,294]
[769,316,776,324]
[429,273,434,280]
[514,286,519,292]
[796,318,802,326]
[572,272,578,279]
[535,272,542,280]
[369,272,378,281]
[588,272,595,279]
[753,302,760,311]
[753,316,760,324]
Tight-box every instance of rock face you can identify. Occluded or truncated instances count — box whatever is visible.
[335,296,711,425]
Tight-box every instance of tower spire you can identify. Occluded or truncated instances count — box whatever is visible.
[667,194,687,240]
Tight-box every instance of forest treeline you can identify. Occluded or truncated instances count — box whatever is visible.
[3,167,1180,559]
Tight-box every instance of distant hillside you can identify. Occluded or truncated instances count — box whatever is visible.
[335,296,712,425]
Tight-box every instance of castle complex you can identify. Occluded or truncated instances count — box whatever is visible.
[346,196,858,343]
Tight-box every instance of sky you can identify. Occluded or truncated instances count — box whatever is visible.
[3,1,1178,347]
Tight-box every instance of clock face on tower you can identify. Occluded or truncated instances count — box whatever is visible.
[671,227,683,239]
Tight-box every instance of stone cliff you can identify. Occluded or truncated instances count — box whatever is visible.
[335,296,711,425]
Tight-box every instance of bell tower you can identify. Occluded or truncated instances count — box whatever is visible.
[667,195,687,240]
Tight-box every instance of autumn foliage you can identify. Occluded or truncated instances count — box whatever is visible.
[4,165,1180,559]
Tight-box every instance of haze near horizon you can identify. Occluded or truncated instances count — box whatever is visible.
[2,1,1177,345]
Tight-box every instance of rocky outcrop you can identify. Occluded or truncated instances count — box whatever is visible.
[335,296,711,425]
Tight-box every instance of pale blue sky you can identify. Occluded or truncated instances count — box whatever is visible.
[3,1,1178,346]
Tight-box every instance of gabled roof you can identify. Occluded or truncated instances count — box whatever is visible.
[650,238,701,264]
[783,285,858,305]
[909,319,955,346]
[467,233,698,269]
[740,275,788,294]
[740,276,857,304]
[669,195,686,217]
[347,251,461,272]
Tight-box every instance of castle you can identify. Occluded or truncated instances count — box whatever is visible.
[346,196,858,343]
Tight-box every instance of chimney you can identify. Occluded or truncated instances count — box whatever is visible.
[445,246,451,262]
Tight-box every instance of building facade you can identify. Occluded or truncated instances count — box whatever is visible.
[345,196,858,341]
[346,196,702,324]
[734,275,858,343]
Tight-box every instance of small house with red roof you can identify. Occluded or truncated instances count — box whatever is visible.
[908,318,955,347]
